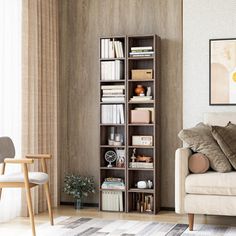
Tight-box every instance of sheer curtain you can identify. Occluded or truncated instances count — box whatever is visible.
[0,0,22,221]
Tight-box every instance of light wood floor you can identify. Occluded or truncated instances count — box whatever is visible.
[0,205,236,234]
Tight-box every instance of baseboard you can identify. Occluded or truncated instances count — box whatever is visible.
[60,202,174,211]
[60,202,99,207]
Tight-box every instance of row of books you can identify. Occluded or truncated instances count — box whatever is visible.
[102,191,123,212]
[101,104,124,124]
[101,177,125,190]
[101,39,124,58]
[129,46,154,57]
[101,60,124,81]
[132,193,154,213]
[101,85,125,103]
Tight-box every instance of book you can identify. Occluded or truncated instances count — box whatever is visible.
[101,104,124,123]
[130,96,152,101]
[130,51,154,55]
[102,97,125,102]
[129,162,154,168]
[101,60,123,81]
[101,85,125,90]
[131,46,153,51]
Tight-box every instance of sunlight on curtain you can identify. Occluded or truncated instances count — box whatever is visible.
[0,0,22,222]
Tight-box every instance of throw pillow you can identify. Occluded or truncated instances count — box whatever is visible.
[212,122,236,170]
[178,122,232,172]
[188,153,210,174]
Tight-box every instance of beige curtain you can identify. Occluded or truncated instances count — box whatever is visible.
[22,0,59,214]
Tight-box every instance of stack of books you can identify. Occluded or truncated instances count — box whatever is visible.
[129,46,154,57]
[130,96,152,102]
[101,177,125,190]
[129,162,154,168]
[101,85,125,102]
[101,39,124,58]
[101,60,123,81]
[101,104,124,124]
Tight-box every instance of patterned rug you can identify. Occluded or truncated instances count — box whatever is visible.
[21,216,236,236]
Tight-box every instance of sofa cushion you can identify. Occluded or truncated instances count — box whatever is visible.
[212,122,236,170]
[186,171,236,196]
[178,122,232,172]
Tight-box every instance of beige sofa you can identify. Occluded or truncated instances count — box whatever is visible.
[175,112,236,230]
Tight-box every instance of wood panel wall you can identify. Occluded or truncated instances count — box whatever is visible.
[59,0,183,207]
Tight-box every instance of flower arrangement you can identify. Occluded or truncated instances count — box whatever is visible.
[64,174,95,200]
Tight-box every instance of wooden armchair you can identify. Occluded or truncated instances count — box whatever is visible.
[0,137,53,236]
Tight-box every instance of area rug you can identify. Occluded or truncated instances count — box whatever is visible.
[21,216,236,236]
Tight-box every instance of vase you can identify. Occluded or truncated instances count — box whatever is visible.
[74,198,83,209]
[135,85,145,96]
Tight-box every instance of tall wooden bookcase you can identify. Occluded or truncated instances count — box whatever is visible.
[99,35,161,214]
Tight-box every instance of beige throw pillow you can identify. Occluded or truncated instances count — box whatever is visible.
[212,122,236,170]
[178,123,232,173]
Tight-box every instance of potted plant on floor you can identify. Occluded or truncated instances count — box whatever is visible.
[64,174,95,209]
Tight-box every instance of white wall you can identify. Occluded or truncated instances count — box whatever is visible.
[183,0,236,128]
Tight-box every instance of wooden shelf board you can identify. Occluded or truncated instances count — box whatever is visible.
[100,80,125,83]
[100,145,125,148]
[100,188,125,192]
[128,123,154,126]
[128,101,154,104]
[128,210,154,215]
[100,123,125,126]
[128,145,154,149]
[128,168,154,171]
[128,79,154,82]
[100,167,125,170]
[128,188,154,193]
[100,57,125,61]
[128,57,154,60]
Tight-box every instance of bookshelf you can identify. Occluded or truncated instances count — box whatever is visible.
[99,35,161,214]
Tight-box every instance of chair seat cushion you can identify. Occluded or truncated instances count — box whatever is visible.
[0,172,48,185]
[186,171,236,196]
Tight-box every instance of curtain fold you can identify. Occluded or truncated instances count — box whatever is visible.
[22,0,59,214]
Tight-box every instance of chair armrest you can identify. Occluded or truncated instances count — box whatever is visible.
[25,154,52,159]
[4,158,34,164]
[175,147,192,214]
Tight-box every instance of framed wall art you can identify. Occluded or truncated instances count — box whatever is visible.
[210,38,236,105]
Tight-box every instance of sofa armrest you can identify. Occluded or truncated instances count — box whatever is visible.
[175,147,192,214]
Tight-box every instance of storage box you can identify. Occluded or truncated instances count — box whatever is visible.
[131,110,150,123]
[131,69,153,80]
[132,136,153,146]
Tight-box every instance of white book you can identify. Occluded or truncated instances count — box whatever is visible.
[103,94,125,97]
[103,89,124,94]
[109,41,115,58]
[131,46,153,51]
[118,42,122,58]
[102,97,125,102]
[112,105,116,123]
[111,61,115,80]
[101,39,105,58]
[119,42,124,58]
[119,104,124,124]
[101,85,125,90]
[130,51,154,55]
[114,41,120,58]
[116,105,120,124]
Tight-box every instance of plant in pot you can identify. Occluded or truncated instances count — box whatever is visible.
[64,174,95,209]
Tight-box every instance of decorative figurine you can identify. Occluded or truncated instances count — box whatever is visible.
[131,148,136,162]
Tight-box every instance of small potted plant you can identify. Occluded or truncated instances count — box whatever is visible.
[64,174,95,209]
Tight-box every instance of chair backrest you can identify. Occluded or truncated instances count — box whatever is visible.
[204,112,236,126]
[0,137,15,163]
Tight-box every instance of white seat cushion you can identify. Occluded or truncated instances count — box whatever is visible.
[186,171,236,196]
[0,172,48,185]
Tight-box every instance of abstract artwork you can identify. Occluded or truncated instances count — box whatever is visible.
[210,38,236,105]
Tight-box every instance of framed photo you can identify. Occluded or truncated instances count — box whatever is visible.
[210,38,236,105]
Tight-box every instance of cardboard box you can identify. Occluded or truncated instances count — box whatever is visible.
[131,69,153,80]
[131,110,150,123]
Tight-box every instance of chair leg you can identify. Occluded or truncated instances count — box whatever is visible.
[188,213,194,231]
[25,185,36,236]
[44,182,54,225]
